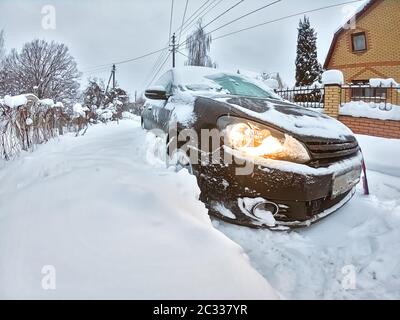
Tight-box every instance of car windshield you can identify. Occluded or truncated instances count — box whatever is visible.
[182,73,280,100]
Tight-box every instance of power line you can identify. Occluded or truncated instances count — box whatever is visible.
[82,46,169,72]
[82,64,114,73]
[143,48,170,87]
[81,1,218,87]
[142,0,218,79]
[144,0,209,85]
[176,0,211,34]
[144,1,211,87]
[179,0,219,37]
[177,0,225,50]
[177,50,189,59]
[197,0,225,24]
[178,0,190,44]
[213,0,364,41]
[81,66,111,75]
[209,0,282,34]
[113,47,170,66]
[148,52,172,87]
[195,0,226,27]
[203,0,244,29]
[178,0,281,49]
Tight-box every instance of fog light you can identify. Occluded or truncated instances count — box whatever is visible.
[252,201,280,219]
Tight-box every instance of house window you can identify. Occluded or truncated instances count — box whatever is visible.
[352,32,367,52]
[351,80,387,102]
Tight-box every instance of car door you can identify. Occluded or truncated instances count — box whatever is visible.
[144,71,173,132]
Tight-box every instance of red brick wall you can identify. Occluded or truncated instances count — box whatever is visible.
[339,116,400,139]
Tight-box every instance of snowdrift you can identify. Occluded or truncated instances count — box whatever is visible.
[0,119,277,300]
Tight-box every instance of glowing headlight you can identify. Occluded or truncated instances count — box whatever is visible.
[218,116,311,164]
[226,123,254,149]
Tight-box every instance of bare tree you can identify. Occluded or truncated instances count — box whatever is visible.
[1,39,81,101]
[0,30,6,96]
[185,20,216,68]
[0,30,5,63]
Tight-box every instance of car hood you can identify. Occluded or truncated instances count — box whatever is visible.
[213,95,355,142]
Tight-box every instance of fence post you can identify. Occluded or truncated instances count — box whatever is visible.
[323,84,341,118]
[321,70,345,119]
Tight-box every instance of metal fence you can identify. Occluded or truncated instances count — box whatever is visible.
[341,84,400,107]
[276,84,400,110]
[276,86,324,109]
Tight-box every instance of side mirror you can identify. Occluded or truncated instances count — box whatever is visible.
[145,85,169,100]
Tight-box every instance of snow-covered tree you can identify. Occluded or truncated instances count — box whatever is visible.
[82,78,106,110]
[0,39,81,101]
[295,16,322,87]
[93,87,129,122]
[104,87,129,108]
[185,20,216,68]
[81,78,130,122]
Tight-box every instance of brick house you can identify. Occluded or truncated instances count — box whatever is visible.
[319,0,400,139]
[324,0,400,84]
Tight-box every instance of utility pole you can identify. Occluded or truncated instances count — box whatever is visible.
[112,64,116,90]
[171,33,176,68]
[105,64,116,95]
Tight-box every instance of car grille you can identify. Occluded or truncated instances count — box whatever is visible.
[305,139,360,167]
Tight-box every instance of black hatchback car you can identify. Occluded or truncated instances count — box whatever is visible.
[141,66,362,229]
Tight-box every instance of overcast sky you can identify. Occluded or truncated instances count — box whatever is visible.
[0,0,366,97]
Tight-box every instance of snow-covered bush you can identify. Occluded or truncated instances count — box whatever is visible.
[81,78,130,123]
[0,93,88,160]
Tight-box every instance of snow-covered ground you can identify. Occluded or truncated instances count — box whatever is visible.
[0,118,276,300]
[0,118,399,300]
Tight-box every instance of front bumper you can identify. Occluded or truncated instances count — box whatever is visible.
[196,151,363,228]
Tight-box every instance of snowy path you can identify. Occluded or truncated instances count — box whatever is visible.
[217,136,400,299]
[1,119,399,300]
[0,118,276,299]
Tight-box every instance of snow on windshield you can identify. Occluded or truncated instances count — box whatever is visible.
[173,66,282,100]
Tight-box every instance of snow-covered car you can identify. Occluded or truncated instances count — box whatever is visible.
[141,66,363,229]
